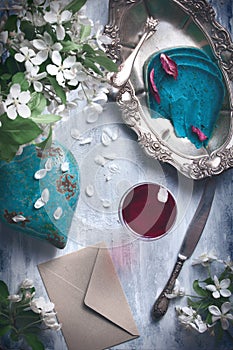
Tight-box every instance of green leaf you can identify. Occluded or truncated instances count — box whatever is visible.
[12,72,29,91]
[20,21,36,40]
[0,115,42,146]
[0,325,12,337]
[36,126,53,150]
[82,44,96,56]
[30,95,47,118]
[94,55,118,72]
[1,73,12,81]
[25,334,45,350]
[80,24,91,41]
[6,56,23,76]
[193,280,208,297]
[64,0,87,13]
[48,77,66,105]
[31,114,61,124]
[61,41,82,52]
[0,140,19,162]
[0,316,9,326]
[0,281,9,299]
[83,59,103,76]
[4,15,17,31]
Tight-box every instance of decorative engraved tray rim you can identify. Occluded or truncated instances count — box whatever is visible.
[105,0,233,180]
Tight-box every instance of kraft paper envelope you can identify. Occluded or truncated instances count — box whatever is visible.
[38,243,140,350]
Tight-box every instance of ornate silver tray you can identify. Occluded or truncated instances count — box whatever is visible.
[105,0,233,179]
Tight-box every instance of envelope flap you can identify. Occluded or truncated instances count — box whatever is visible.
[84,247,139,336]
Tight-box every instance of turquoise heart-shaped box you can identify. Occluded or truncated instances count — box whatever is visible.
[0,141,80,248]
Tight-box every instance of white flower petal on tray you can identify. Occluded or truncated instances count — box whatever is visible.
[108,163,120,174]
[79,137,92,145]
[157,187,168,203]
[85,184,94,197]
[12,215,26,223]
[45,158,53,171]
[102,199,111,208]
[61,162,69,172]
[70,128,81,140]
[94,155,107,166]
[34,197,45,209]
[34,169,47,180]
[111,127,119,141]
[101,130,112,146]
[54,207,63,220]
[41,188,50,203]
[103,153,117,160]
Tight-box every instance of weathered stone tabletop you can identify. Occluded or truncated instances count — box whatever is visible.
[0,1,232,349]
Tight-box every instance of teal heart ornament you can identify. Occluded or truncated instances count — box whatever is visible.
[0,141,80,248]
[145,47,226,148]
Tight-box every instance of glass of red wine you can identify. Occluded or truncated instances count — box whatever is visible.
[118,182,177,240]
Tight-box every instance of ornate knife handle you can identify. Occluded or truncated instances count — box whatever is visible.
[152,254,187,319]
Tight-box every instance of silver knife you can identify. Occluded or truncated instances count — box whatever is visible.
[152,176,216,319]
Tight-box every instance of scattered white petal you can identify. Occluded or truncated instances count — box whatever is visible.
[54,207,63,220]
[45,158,53,171]
[79,137,92,145]
[101,130,112,146]
[34,169,47,180]
[102,199,111,208]
[12,215,26,223]
[111,127,119,141]
[157,187,168,203]
[85,184,94,197]
[105,175,112,182]
[94,155,107,166]
[70,128,81,140]
[41,188,50,203]
[61,162,69,172]
[34,198,45,209]
[108,163,120,174]
[103,153,117,160]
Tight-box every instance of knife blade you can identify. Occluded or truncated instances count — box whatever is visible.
[152,176,216,319]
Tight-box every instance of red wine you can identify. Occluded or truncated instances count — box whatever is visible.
[119,183,177,239]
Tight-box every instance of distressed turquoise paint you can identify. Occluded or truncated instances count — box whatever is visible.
[0,142,80,249]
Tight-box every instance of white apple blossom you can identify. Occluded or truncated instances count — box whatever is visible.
[26,63,47,92]
[93,22,112,51]
[20,278,34,289]
[8,294,22,303]
[206,275,231,299]
[176,306,208,333]
[32,32,62,64]
[192,251,218,267]
[24,10,46,27]
[165,279,185,299]
[208,302,233,330]
[30,296,54,315]
[43,2,72,40]
[43,312,62,331]
[46,50,76,86]
[4,84,31,120]
[15,46,42,69]
[220,257,233,272]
